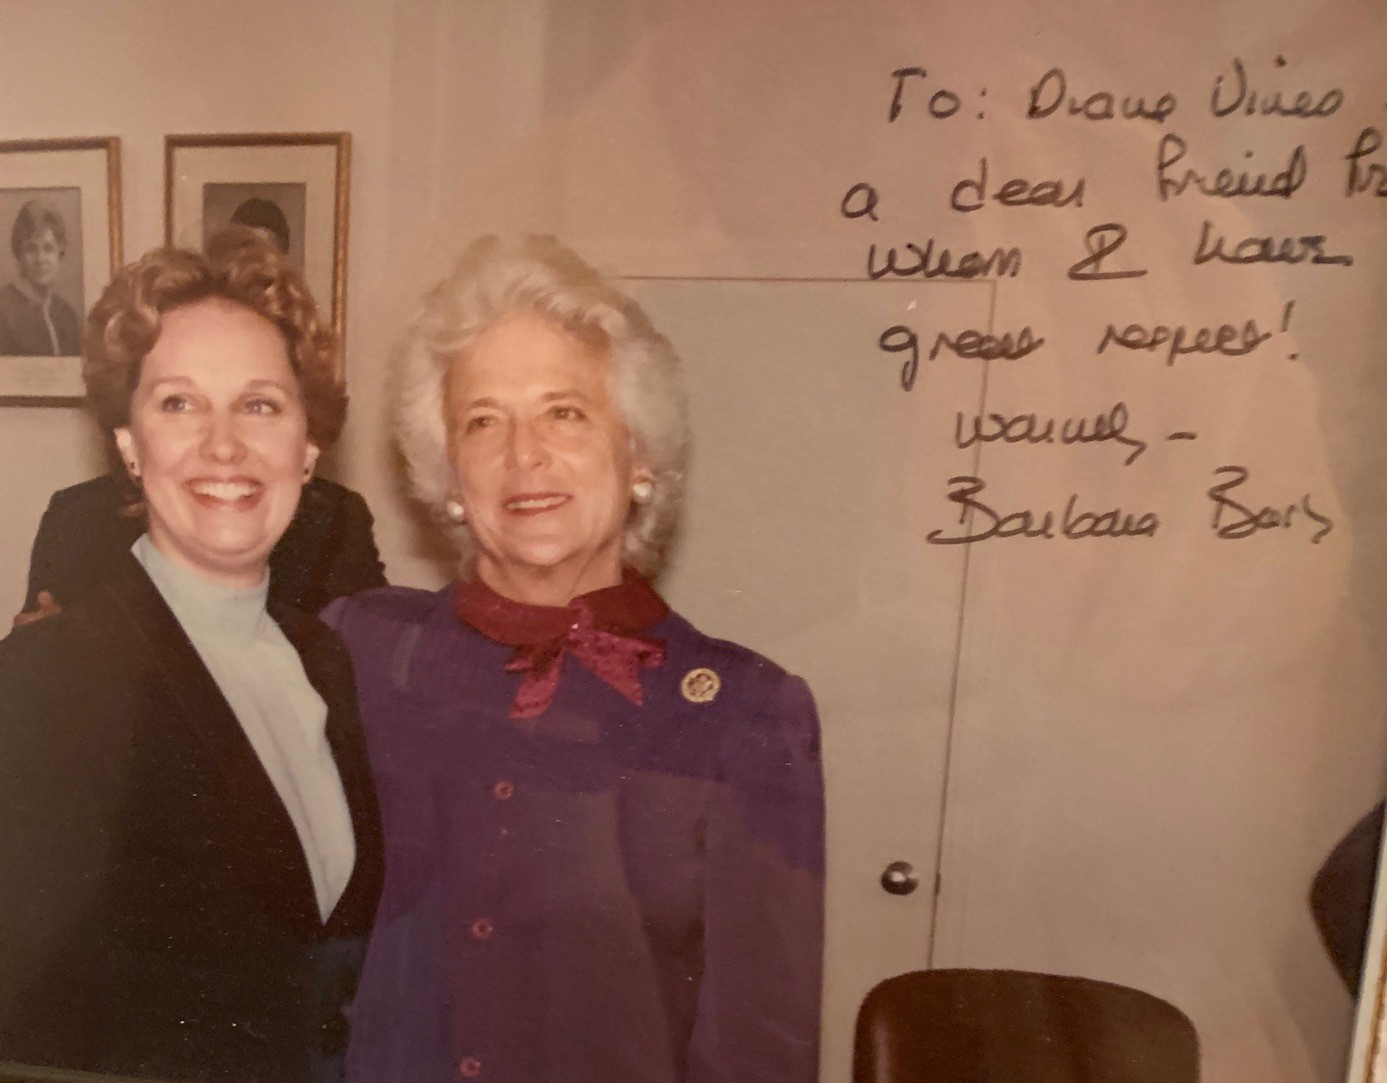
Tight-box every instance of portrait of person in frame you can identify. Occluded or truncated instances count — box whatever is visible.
[0,188,85,358]
[201,180,308,275]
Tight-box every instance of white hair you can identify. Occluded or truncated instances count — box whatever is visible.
[395,235,690,579]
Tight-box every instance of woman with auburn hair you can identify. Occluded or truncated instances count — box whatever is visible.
[328,235,824,1082]
[0,230,382,1083]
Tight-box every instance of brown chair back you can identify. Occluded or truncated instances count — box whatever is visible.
[853,969,1199,1083]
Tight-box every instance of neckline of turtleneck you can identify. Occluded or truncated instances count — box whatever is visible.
[132,533,270,644]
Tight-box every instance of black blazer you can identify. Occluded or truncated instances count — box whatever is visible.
[0,551,384,1082]
[25,474,387,616]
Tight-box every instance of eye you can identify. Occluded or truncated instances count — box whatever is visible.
[243,396,283,416]
[157,394,193,413]
[462,414,497,434]
[551,403,586,421]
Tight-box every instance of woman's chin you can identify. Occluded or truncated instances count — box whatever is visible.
[482,544,622,588]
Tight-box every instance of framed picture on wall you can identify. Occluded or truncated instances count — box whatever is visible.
[165,131,351,348]
[0,136,121,406]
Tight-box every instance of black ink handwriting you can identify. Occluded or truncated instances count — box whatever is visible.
[1207,466,1333,542]
[1210,57,1343,119]
[1192,220,1353,267]
[953,402,1148,465]
[1027,67,1176,124]
[926,476,1160,544]
[867,241,1023,281]
[1156,134,1307,201]
[951,158,1086,212]
[1096,318,1272,366]
[1345,128,1387,197]
[1068,223,1148,281]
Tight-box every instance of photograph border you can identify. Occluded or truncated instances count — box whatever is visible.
[164,132,351,358]
[0,136,122,408]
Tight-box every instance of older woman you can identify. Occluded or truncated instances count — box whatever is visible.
[0,233,382,1082]
[326,236,824,1082]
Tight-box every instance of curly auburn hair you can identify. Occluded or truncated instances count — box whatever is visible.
[83,227,345,456]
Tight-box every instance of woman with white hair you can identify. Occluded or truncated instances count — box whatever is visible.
[324,236,824,1082]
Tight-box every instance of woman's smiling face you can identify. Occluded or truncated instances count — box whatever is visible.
[115,299,318,588]
[445,313,644,604]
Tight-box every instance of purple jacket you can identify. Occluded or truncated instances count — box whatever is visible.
[324,586,824,1083]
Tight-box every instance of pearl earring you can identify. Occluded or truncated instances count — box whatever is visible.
[444,499,467,523]
[631,479,654,505]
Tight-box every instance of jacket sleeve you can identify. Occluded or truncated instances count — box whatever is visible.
[24,479,130,612]
[0,621,120,1038]
[319,487,389,600]
[24,494,71,611]
[279,485,388,613]
[690,670,825,1083]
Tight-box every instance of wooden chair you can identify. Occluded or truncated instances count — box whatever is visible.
[853,969,1199,1083]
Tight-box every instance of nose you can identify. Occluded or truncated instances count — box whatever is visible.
[505,417,548,470]
[200,409,248,465]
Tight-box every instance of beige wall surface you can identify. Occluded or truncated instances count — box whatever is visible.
[4,3,1387,1083]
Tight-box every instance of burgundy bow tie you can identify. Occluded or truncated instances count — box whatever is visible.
[453,572,671,720]
[504,601,666,719]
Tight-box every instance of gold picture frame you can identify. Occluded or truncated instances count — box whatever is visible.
[164,132,350,353]
[0,136,121,407]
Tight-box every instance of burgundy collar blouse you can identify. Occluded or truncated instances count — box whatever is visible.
[454,572,669,719]
[325,578,824,1083]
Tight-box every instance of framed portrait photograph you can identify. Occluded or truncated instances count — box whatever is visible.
[0,137,121,406]
[165,132,350,347]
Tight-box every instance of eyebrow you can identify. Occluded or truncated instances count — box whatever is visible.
[457,389,593,411]
[539,389,592,403]
[143,376,296,394]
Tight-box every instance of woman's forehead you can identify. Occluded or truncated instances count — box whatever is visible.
[447,314,613,400]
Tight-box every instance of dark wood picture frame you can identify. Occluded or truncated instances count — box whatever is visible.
[164,132,351,354]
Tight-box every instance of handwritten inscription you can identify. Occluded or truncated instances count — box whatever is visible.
[1209,57,1344,119]
[954,402,1148,466]
[1027,68,1176,124]
[1208,467,1333,542]
[862,56,1362,547]
[951,158,1087,211]
[1345,128,1387,197]
[867,240,1023,280]
[1191,221,1353,268]
[1156,136,1307,201]
[1096,318,1272,366]
[926,476,1161,544]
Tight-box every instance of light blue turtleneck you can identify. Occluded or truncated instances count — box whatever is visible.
[133,534,355,921]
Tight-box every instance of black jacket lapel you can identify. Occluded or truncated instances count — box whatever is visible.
[84,551,323,933]
[272,603,384,937]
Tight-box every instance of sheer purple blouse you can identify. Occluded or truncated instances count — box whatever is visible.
[323,581,824,1083]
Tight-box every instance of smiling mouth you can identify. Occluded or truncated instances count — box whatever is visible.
[188,479,263,505]
[505,493,569,514]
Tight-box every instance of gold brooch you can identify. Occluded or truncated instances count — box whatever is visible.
[680,667,721,704]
